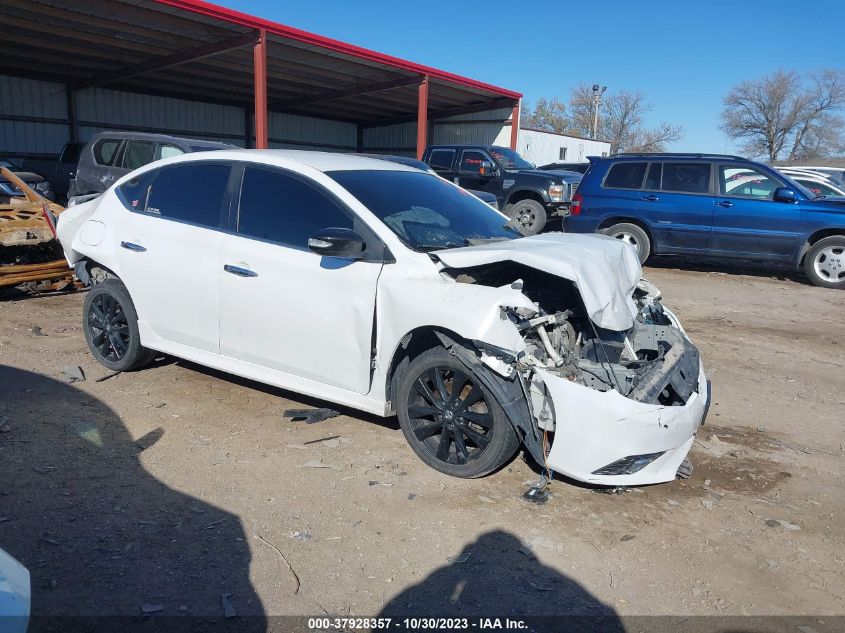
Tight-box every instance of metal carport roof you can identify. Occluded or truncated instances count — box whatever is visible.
[0,0,522,155]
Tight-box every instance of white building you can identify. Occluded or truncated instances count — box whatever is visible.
[494,126,611,166]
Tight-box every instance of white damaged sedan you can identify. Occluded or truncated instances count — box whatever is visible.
[57,150,709,486]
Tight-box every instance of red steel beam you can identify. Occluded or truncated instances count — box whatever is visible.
[510,101,520,150]
[416,76,429,160]
[154,0,521,100]
[253,28,268,149]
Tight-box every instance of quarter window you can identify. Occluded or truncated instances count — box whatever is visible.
[428,149,455,171]
[661,163,711,194]
[157,144,185,160]
[720,166,781,199]
[237,166,352,249]
[93,138,121,166]
[144,162,230,227]
[604,162,647,189]
[116,169,158,211]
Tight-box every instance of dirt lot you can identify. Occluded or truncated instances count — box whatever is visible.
[1,262,843,628]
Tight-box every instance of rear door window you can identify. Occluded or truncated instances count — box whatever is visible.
[144,162,230,227]
[93,138,122,166]
[661,163,711,194]
[121,141,157,170]
[603,162,647,189]
[428,149,455,171]
[236,166,352,250]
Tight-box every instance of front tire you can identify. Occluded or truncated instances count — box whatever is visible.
[602,222,651,264]
[506,199,547,236]
[396,347,519,478]
[804,236,845,289]
[83,279,156,371]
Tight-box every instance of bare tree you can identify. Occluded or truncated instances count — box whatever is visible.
[521,97,569,134]
[568,84,683,154]
[720,69,845,161]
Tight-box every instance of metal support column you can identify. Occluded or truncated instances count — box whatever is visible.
[416,76,429,160]
[253,28,268,149]
[510,101,520,150]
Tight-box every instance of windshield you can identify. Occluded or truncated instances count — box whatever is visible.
[488,147,535,170]
[328,170,520,251]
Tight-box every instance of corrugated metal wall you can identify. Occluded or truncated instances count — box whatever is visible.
[267,111,356,151]
[363,107,513,156]
[75,87,246,147]
[0,75,357,157]
[0,76,69,155]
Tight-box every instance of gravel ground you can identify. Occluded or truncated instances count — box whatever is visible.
[0,262,843,627]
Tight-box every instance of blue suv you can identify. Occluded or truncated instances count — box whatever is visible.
[568,153,845,288]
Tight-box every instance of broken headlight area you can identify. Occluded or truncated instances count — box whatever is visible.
[447,262,700,408]
[591,452,666,476]
[504,297,700,408]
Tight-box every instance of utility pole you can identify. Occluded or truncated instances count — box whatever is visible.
[591,84,607,139]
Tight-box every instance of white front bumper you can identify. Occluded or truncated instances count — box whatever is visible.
[540,362,708,486]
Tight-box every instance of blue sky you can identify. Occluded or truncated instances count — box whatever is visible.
[218,0,845,153]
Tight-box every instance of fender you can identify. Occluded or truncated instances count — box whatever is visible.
[504,186,550,207]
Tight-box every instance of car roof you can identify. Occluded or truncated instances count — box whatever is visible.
[609,152,748,161]
[156,149,423,173]
[90,130,235,148]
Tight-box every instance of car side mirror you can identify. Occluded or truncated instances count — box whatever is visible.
[459,160,496,177]
[478,161,497,177]
[307,227,366,259]
[773,187,798,203]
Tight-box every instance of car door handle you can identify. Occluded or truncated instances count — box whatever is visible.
[223,264,258,278]
[641,195,659,202]
[716,200,734,208]
[120,241,146,252]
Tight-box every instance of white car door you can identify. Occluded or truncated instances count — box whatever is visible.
[218,164,383,394]
[115,161,233,353]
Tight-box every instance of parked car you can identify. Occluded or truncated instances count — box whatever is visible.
[538,161,591,174]
[0,546,30,633]
[54,142,86,201]
[421,145,581,235]
[68,132,236,198]
[567,153,845,289]
[360,153,500,210]
[0,158,55,202]
[777,167,845,198]
[57,150,709,486]
[781,165,845,183]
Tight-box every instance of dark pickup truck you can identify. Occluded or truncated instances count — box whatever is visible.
[421,144,581,234]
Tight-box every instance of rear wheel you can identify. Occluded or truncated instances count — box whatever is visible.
[804,236,845,289]
[505,199,547,236]
[602,222,651,264]
[396,347,519,478]
[83,279,156,371]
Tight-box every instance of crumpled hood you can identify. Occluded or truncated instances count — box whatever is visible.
[433,232,641,331]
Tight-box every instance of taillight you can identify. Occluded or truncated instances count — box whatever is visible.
[571,192,583,215]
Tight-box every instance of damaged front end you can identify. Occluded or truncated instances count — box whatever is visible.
[441,259,709,486]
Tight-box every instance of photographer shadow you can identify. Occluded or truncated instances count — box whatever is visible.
[379,530,623,632]
[0,365,265,632]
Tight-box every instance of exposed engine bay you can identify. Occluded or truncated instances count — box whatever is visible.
[444,261,701,412]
